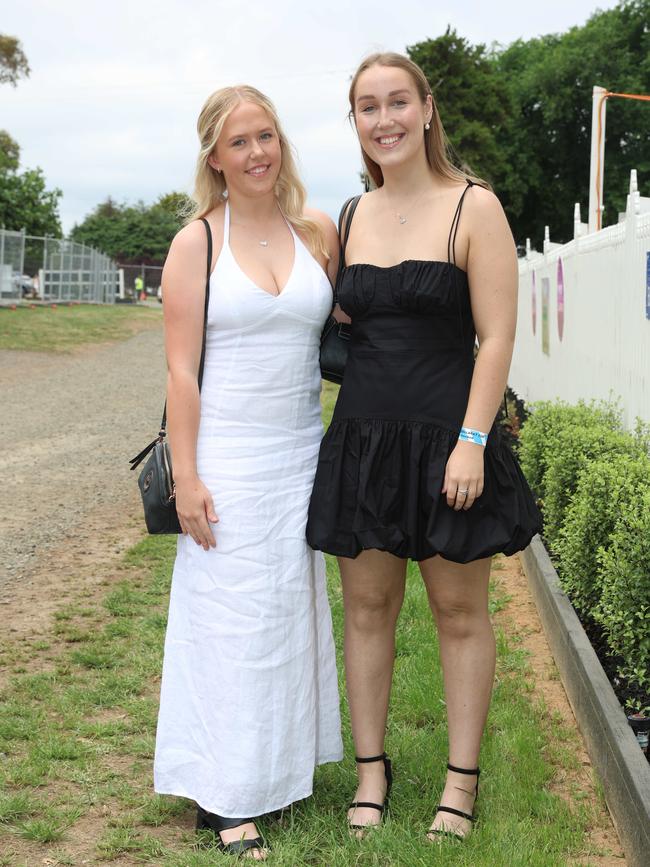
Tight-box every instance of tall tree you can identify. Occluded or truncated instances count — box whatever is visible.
[407,28,513,191]
[0,131,20,171]
[0,34,30,86]
[1,35,28,188]
[71,195,185,264]
[0,166,62,236]
[496,0,650,245]
[0,32,61,235]
[405,3,649,245]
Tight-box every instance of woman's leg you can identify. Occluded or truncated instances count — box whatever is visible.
[339,549,407,828]
[418,555,495,838]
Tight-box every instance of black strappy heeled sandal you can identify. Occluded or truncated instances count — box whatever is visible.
[348,752,393,832]
[196,805,268,857]
[427,762,480,842]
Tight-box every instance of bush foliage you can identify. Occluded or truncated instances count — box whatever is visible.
[519,400,650,712]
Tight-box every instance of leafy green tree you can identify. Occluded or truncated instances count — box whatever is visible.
[495,0,650,244]
[0,34,30,86]
[70,195,185,264]
[407,28,513,191]
[155,191,191,220]
[0,131,20,171]
[405,3,649,245]
[0,32,62,236]
[0,165,62,235]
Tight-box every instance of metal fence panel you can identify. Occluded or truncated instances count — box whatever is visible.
[0,229,26,299]
[0,230,118,304]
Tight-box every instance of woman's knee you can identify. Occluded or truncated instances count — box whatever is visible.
[344,586,403,631]
[430,597,490,639]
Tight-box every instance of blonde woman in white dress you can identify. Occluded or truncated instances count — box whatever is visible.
[153,85,343,860]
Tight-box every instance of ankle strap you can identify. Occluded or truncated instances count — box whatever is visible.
[447,762,480,776]
[355,752,387,763]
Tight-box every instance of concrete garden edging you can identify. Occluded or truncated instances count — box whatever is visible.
[519,535,650,867]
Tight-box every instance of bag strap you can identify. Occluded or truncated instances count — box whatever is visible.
[159,217,212,432]
[334,194,362,302]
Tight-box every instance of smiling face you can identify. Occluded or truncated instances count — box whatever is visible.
[208,100,282,198]
[353,64,432,174]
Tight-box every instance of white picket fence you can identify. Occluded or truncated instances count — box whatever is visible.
[510,170,650,427]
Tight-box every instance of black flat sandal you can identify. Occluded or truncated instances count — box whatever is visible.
[196,805,267,857]
[348,752,393,832]
[427,762,480,842]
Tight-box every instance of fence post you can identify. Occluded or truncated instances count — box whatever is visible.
[588,85,607,233]
[42,236,48,300]
[19,228,26,277]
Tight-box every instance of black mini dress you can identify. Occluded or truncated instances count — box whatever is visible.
[306,181,541,563]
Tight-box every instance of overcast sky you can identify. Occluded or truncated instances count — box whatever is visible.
[2,0,620,234]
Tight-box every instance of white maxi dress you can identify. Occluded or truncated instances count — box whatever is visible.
[154,204,343,817]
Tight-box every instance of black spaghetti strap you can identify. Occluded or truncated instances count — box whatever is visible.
[447,179,474,267]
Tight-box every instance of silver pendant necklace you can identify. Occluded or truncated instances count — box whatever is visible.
[388,188,430,225]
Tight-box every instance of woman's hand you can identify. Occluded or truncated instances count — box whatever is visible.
[332,302,351,324]
[442,441,485,511]
[175,475,219,549]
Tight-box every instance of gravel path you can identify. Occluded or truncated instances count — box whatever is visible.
[1,327,166,587]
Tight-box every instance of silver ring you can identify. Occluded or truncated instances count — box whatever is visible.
[457,489,469,496]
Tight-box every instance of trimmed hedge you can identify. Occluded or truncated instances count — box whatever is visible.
[519,400,650,713]
[598,489,650,705]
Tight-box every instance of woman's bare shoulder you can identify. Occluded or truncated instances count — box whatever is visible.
[167,206,225,267]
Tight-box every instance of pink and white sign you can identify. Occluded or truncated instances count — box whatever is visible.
[557,259,565,340]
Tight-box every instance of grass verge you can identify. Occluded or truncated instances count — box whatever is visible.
[0,303,161,352]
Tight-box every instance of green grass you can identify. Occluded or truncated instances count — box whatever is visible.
[0,381,609,864]
[0,303,161,352]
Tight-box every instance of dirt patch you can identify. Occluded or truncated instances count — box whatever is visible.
[0,328,166,592]
[494,555,626,865]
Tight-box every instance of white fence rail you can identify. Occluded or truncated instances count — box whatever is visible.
[510,171,650,426]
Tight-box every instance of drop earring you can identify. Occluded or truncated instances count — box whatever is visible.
[425,122,431,130]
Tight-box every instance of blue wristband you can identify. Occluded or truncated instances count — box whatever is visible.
[459,426,488,447]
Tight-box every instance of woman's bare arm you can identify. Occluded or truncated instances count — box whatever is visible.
[443,187,518,511]
[162,219,219,548]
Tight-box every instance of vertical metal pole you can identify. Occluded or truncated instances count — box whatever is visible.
[588,85,607,233]
[19,228,26,277]
[42,235,48,300]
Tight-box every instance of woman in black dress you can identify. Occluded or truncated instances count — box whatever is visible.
[307,52,541,841]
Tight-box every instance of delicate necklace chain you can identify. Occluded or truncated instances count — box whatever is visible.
[229,205,278,247]
[384,188,431,225]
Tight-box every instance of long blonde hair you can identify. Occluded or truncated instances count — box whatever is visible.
[184,84,328,258]
[349,52,489,190]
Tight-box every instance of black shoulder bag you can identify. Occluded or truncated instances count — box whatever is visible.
[128,218,212,534]
[319,194,361,384]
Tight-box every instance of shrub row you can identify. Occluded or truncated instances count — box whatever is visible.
[518,401,650,713]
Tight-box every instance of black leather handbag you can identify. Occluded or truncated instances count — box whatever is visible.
[319,195,361,384]
[129,218,212,534]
